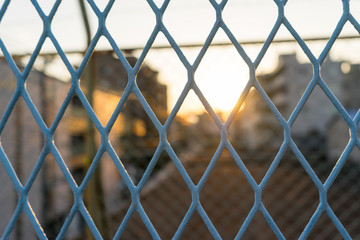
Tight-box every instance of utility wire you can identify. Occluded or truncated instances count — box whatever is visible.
[2,35,359,59]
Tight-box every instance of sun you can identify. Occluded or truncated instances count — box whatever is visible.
[197,71,248,116]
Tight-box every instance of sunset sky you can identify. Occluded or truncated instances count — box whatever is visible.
[1,0,360,115]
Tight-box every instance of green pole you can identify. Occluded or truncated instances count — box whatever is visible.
[78,1,110,239]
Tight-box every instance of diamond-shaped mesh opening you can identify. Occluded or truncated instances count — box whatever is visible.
[242,211,278,240]
[262,148,319,239]
[195,29,249,119]
[200,149,254,239]
[0,98,43,184]
[28,154,74,239]
[229,87,284,184]
[110,92,160,184]
[291,85,350,183]
[307,213,343,240]
[168,90,221,184]
[328,147,360,238]
[79,39,128,127]
[140,152,191,239]
[137,32,187,124]
[256,29,313,120]
[51,0,96,60]
[53,94,100,186]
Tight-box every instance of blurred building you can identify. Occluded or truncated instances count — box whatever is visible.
[0,52,168,239]
[112,54,360,239]
[0,59,70,239]
[231,54,360,164]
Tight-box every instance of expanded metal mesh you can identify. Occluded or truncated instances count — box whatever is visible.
[1,0,360,239]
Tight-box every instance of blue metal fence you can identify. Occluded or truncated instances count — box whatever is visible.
[0,0,359,239]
